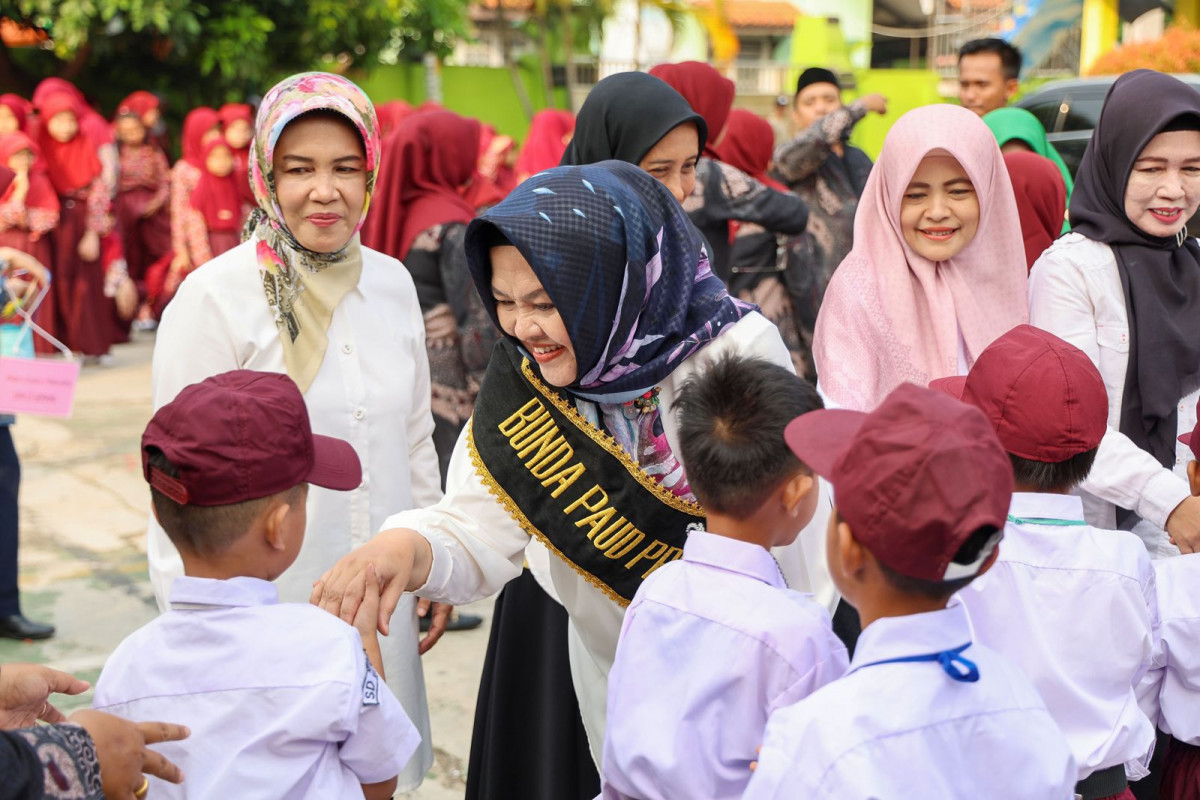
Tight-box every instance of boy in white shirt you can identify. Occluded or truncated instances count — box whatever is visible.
[93,370,420,799]
[600,356,848,800]
[1145,404,1200,799]
[745,382,1077,800]
[933,325,1158,800]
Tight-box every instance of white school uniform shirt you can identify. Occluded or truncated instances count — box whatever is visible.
[1030,233,1199,557]
[93,577,420,799]
[383,311,838,763]
[146,240,441,791]
[743,603,1078,800]
[599,530,847,800]
[1139,552,1200,745]
[957,492,1159,781]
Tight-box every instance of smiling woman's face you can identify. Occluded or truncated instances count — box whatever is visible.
[490,244,577,387]
[1124,129,1200,238]
[899,153,980,262]
[271,113,367,253]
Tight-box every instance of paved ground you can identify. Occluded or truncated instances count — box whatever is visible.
[0,331,491,799]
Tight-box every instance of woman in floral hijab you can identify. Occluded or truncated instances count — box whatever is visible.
[147,72,441,793]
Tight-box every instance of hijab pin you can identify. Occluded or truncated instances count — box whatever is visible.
[622,387,661,420]
[1177,226,1188,249]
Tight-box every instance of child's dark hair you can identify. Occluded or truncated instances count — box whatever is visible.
[147,448,302,557]
[1009,447,1098,493]
[834,508,999,600]
[674,355,822,518]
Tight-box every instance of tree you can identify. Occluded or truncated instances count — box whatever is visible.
[1088,23,1200,75]
[1,0,418,111]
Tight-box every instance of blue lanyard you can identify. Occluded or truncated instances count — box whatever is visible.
[857,642,980,683]
[1006,515,1088,527]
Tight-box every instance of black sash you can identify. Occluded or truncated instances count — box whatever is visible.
[469,341,704,606]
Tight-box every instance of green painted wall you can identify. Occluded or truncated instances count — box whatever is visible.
[352,61,568,141]
[844,69,947,160]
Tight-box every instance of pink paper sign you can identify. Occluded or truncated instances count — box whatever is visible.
[0,356,81,418]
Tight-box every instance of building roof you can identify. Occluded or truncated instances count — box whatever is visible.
[692,0,800,29]
[476,0,536,10]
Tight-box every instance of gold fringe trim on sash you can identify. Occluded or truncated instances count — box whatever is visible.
[466,422,631,609]
[519,358,704,517]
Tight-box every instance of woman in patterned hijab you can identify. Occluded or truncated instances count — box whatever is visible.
[148,72,441,793]
[313,162,834,800]
[246,71,381,392]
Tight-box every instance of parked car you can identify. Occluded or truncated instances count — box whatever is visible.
[1017,75,1200,178]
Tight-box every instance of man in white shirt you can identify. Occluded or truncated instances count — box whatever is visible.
[600,357,847,800]
[95,371,420,799]
[746,383,1077,799]
[934,325,1158,800]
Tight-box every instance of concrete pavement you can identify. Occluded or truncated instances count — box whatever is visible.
[0,331,491,799]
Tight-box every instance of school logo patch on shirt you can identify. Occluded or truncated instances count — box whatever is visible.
[362,653,380,706]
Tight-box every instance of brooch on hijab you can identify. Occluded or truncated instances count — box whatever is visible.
[622,387,661,420]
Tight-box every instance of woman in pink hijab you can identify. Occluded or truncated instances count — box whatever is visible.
[812,104,1028,410]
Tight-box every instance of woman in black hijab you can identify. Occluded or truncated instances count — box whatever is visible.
[1029,70,1200,559]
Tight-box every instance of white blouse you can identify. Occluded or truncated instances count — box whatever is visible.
[384,311,838,764]
[1030,232,1198,557]
[146,240,441,793]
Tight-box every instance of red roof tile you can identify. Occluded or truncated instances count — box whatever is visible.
[692,0,800,29]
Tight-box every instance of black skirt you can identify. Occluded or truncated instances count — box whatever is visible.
[465,569,601,799]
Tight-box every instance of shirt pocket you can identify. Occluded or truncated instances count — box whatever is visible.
[1095,323,1130,421]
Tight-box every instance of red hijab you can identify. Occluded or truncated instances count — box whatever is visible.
[515,109,574,178]
[218,102,252,128]
[117,90,160,120]
[190,140,243,233]
[717,109,789,192]
[0,132,59,213]
[375,100,415,138]
[181,107,220,168]
[648,61,735,159]
[362,110,480,260]
[33,79,112,146]
[34,91,102,195]
[0,95,30,134]
[1003,151,1067,272]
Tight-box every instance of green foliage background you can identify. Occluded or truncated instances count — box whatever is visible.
[0,0,471,138]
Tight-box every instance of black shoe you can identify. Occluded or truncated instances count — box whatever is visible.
[419,611,484,633]
[0,614,55,640]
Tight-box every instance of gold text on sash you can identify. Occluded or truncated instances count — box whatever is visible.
[499,398,685,579]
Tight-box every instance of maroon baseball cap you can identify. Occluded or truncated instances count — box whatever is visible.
[784,383,1011,583]
[929,325,1108,462]
[1182,398,1200,461]
[141,370,362,506]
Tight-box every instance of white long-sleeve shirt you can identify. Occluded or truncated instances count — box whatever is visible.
[1138,552,1200,745]
[743,603,1078,799]
[384,311,838,763]
[1029,233,1198,556]
[147,239,441,792]
[600,531,847,800]
[957,492,1159,781]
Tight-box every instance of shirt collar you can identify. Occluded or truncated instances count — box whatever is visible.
[169,576,280,610]
[846,602,973,676]
[1008,492,1086,523]
[682,530,786,589]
